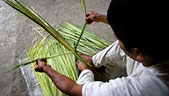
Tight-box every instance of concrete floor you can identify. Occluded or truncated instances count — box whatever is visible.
[0,0,126,95]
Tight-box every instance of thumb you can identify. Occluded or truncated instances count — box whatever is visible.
[35,64,39,71]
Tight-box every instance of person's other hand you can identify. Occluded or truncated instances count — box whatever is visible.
[79,53,93,66]
[85,11,101,24]
[35,58,50,72]
[76,53,95,71]
[76,60,89,71]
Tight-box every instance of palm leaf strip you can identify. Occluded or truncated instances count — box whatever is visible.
[75,0,87,51]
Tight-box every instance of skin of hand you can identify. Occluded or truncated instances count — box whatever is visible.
[85,11,101,24]
[35,58,49,72]
[85,11,108,24]
[76,53,96,71]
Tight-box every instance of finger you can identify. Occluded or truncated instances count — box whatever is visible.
[36,60,38,65]
[36,59,41,65]
[87,20,93,24]
[85,16,91,20]
[36,58,41,65]
[88,11,93,15]
[77,60,84,65]
[79,52,85,55]
[81,54,89,58]
[85,17,87,20]
[35,64,38,69]
[76,60,80,65]
[35,64,39,71]
[41,58,47,63]
[37,58,41,62]
[86,14,90,17]
[85,17,93,25]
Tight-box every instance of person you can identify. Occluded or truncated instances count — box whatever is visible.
[35,0,169,96]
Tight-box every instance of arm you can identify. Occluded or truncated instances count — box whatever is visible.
[35,59,83,96]
[85,12,108,24]
[79,40,125,68]
[92,40,125,67]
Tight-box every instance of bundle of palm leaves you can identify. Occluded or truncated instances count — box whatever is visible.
[27,22,110,95]
[57,22,110,56]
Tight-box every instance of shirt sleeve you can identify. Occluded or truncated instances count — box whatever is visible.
[76,69,94,84]
[82,74,169,96]
[92,40,125,67]
[82,77,132,96]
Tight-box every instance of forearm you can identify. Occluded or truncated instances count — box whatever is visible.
[92,40,123,67]
[43,65,82,96]
[98,14,108,24]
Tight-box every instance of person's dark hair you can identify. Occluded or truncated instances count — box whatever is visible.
[107,0,169,63]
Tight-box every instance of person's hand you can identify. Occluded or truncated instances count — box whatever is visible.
[85,11,108,24]
[35,58,50,72]
[76,60,89,71]
[79,53,93,66]
[85,12,101,24]
[76,53,95,71]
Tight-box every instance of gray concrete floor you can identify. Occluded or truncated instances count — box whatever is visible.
[0,0,126,95]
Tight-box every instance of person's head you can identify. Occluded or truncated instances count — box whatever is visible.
[107,0,169,66]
